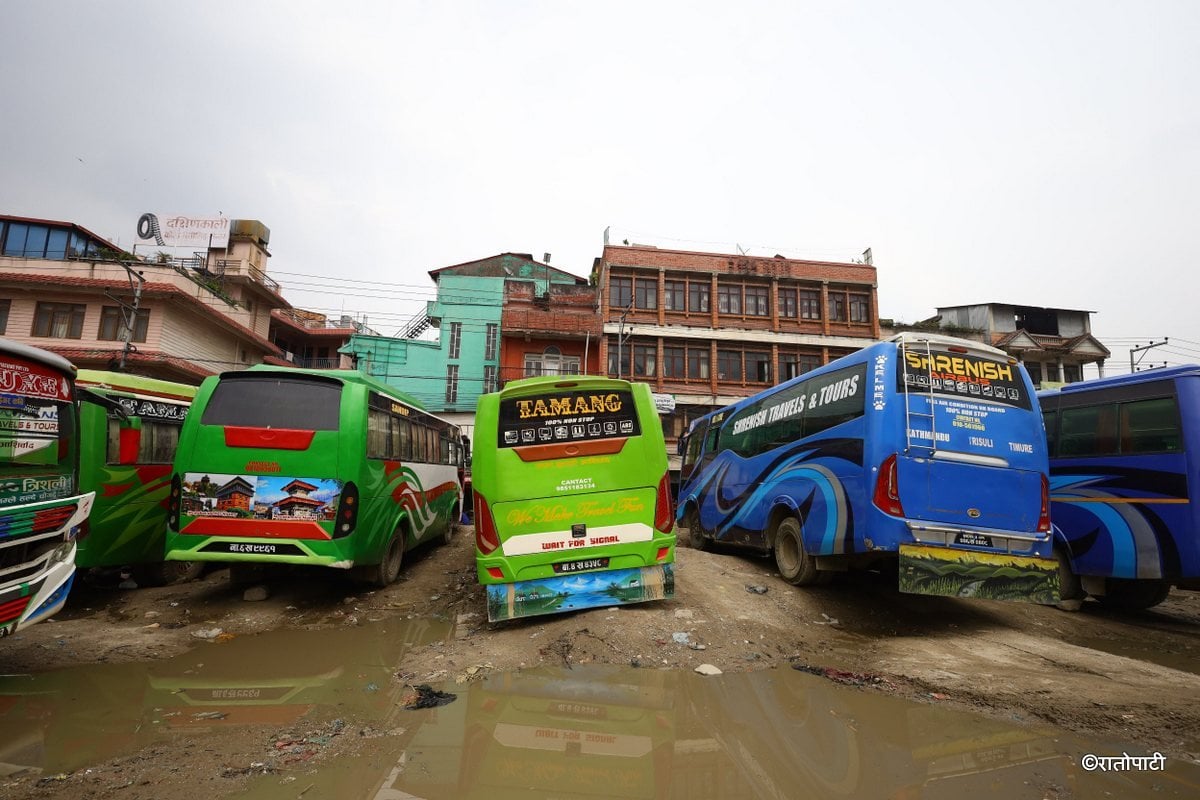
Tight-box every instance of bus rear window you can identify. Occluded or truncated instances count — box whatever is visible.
[201,376,342,431]
[497,389,639,448]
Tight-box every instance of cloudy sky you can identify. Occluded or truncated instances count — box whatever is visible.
[4,1,1198,374]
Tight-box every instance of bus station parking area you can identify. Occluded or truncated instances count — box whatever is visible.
[3,523,1199,798]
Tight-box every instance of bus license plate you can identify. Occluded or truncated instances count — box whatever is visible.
[954,532,993,548]
[552,557,609,575]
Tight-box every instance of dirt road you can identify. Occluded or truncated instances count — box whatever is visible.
[3,524,1199,797]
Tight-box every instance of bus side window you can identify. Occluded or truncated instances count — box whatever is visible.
[1060,404,1118,457]
[140,420,182,464]
[1121,397,1181,454]
[1042,410,1058,457]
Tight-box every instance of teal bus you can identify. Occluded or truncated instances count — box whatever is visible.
[0,339,94,637]
[472,376,676,622]
[164,366,465,586]
[75,370,199,585]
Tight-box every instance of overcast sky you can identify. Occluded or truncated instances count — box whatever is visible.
[4,1,1198,375]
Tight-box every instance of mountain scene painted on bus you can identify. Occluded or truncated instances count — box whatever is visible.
[898,544,1059,603]
[180,473,342,522]
[486,564,674,622]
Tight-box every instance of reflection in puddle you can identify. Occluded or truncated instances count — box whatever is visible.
[2,621,1198,799]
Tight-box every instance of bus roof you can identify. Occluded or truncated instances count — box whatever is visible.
[1038,364,1200,398]
[228,364,451,423]
[0,338,76,376]
[76,369,198,401]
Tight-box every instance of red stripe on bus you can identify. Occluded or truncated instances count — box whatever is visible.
[514,438,628,462]
[223,427,316,450]
[180,518,332,540]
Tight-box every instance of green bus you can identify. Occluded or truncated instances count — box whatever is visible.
[164,366,465,586]
[0,339,94,637]
[75,370,199,585]
[472,376,676,622]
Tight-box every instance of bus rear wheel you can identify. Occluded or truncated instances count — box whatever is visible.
[1097,578,1170,611]
[684,509,711,551]
[774,517,827,586]
[359,529,405,587]
[138,560,205,587]
[1055,549,1085,612]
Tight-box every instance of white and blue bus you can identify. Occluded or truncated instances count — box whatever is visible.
[1040,365,1199,611]
[677,333,1059,603]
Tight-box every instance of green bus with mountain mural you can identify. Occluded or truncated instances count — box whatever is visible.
[163,366,465,586]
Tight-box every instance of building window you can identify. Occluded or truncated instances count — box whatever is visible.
[633,344,657,378]
[634,278,657,310]
[608,346,631,378]
[828,294,847,322]
[800,290,821,320]
[780,352,821,380]
[1064,364,1082,383]
[745,285,769,317]
[98,306,150,342]
[688,282,710,313]
[717,284,742,315]
[688,347,710,380]
[484,365,497,393]
[526,346,581,377]
[663,346,685,378]
[448,322,461,359]
[446,364,459,403]
[717,349,742,381]
[745,351,771,382]
[849,293,871,323]
[664,280,685,311]
[32,302,86,339]
[0,299,9,335]
[778,288,797,318]
[485,323,498,360]
[611,276,632,310]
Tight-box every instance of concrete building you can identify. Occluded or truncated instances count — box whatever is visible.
[592,243,880,467]
[269,308,376,369]
[935,303,1110,387]
[342,253,589,435]
[0,214,288,383]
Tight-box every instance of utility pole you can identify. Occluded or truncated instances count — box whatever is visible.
[1129,338,1168,373]
[107,263,146,371]
[616,301,633,380]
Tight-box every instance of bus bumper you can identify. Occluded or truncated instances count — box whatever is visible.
[898,544,1059,604]
[0,544,77,638]
[485,563,675,622]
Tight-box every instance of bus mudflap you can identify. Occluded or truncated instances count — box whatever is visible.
[898,544,1059,604]
[485,564,675,622]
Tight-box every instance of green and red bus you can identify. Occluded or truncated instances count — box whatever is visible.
[472,376,676,621]
[75,370,199,585]
[0,339,94,637]
[164,366,465,586]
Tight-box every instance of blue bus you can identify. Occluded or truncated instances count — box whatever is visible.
[1039,366,1199,610]
[677,333,1059,603]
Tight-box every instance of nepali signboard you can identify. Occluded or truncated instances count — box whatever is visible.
[136,212,230,249]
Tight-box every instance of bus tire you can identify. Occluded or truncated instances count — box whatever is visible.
[1097,579,1170,611]
[774,517,825,586]
[443,507,458,546]
[362,529,405,588]
[1054,549,1085,612]
[685,509,711,551]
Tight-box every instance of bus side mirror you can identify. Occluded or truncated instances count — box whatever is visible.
[118,417,142,465]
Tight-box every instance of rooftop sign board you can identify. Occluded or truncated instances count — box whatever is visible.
[136,212,230,249]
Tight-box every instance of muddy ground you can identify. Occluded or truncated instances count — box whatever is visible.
[3,524,1200,798]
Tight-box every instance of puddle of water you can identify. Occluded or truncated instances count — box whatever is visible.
[3,620,1198,799]
[0,617,449,777]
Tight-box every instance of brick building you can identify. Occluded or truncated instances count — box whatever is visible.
[592,244,880,467]
[500,278,601,384]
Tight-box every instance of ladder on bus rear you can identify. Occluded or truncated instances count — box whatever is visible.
[900,336,938,455]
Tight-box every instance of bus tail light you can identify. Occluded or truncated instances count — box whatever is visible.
[168,474,181,531]
[1037,473,1051,533]
[334,482,359,538]
[486,566,504,580]
[654,472,674,534]
[656,546,670,562]
[873,454,905,517]
[475,491,500,554]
